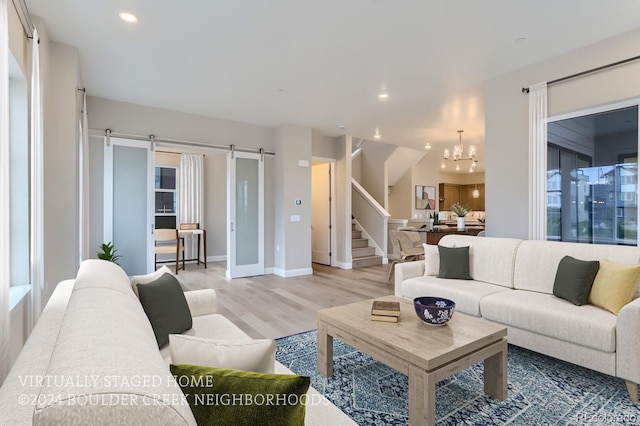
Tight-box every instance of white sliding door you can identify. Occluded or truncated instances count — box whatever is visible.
[104,137,154,275]
[227,151,264,278]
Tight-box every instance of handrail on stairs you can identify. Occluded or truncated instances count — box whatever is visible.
[351,178,390,262]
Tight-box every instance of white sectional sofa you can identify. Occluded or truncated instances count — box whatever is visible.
[0,260,355,425]
[394,234,640,402]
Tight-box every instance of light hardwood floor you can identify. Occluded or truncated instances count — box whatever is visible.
[177,262,394,339]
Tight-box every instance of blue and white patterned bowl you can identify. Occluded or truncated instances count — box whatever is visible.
[413,297,455,326]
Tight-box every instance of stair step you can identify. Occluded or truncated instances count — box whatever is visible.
[352,238,369,248]
[352,247,375,257]
[352,223,356,231]
[352,231,362,239]
[352,255,383,268]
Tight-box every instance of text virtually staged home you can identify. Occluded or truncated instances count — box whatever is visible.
[2,0,640,425]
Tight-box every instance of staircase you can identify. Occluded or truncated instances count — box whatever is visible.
[351,221,383,268]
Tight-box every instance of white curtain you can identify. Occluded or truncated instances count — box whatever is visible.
[528,81,548,240]
[29,28,44,327]
[0,0,11,383]
[179,154,204,258]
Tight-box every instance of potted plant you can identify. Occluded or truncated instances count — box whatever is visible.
[97,242,121,265]
[450,203,472,230]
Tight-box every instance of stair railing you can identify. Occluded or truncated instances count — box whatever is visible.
[351,178,390,262]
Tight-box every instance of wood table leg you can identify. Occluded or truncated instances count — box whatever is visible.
[626,380,639,402]
[484,338,508,400]
[408,364,435,426]
[317,321,333,377]
[203,230,207,268]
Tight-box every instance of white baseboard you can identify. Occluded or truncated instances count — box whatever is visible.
[206,255,227,262]
[272,267,313,278]
[334,261,352,270]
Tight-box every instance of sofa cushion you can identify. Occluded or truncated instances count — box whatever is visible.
[73,259,136,297]
[437,245,472,280]
[589,260,640,315]
[552,256,599,306]
[161,314,250,363]
[401,276,509,316]
[169,334,276,373]
[422,244,439,276]
[137,273,193,348]
[130,265,174,297]
[438,235,522,288]
[170,364,310,426]
[514,240,640,294]
[481,290,616,352]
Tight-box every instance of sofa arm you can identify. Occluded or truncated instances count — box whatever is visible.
[616,297,640,387]
[184,289,218,317]
[394,261,425,297]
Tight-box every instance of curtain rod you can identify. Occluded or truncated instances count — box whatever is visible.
[12,0,34,38]
[521,54,640,94]
[88,129,275,156]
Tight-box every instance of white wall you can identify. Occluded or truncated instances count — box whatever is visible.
[334,136,352,267]
[485,27,640,239]
[43,41,81,301]
[360,141,396,209]
[439,171,485,185]
[274,124,312,275]
[411,153,440,220]
[388,167,412,219]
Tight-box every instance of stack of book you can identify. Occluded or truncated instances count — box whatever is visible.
[371,300,401,323]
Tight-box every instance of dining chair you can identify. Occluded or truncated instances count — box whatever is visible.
[387,230,425,281]
[154,228,185,274]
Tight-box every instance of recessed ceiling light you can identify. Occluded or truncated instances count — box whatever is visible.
[338,124,345,130]
[515,37,527,44]
[119,12,139,23]
[378,93,389,100]
[424,142,432,151]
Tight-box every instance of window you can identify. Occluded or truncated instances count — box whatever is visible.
[155,166,178,229]
[547,105,638,245]
[9,53,29,288]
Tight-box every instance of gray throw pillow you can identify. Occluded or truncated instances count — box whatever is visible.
[437,245,472,280]
[137,273,192,348]
[552,255,599,306]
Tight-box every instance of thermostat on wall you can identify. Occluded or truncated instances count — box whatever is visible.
[295,199,302,206]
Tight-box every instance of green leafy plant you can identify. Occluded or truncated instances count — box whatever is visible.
[97,242,121,265]
[450,202,472,217]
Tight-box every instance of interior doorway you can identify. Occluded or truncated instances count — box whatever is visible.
[311,158,336,266]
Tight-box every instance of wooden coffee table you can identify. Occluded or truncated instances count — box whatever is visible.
[317,295,507,426]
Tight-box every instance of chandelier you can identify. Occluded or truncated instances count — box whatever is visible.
[440,130,478,173]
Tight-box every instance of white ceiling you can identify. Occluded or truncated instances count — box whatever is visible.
[25,0,640,154]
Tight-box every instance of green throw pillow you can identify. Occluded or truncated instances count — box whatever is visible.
[137,273,192,348]
[437,245,472,280]
[170,364,310,426]
[552,255,600,306]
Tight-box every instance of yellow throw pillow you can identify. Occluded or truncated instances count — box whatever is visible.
[588,259,640,315]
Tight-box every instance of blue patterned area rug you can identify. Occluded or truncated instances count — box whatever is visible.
[275,330,640,425]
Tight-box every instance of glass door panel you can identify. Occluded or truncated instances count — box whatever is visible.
[227,152,264,278]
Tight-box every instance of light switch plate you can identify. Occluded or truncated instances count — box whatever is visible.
[290,215,301,222]
[298,160,309,167]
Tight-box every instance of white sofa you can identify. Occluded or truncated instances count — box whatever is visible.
[0,260,355,425]
[394,234,640,402]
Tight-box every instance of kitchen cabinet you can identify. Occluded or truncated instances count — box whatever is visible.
[439,183,485,211]
[438,183,460,211]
